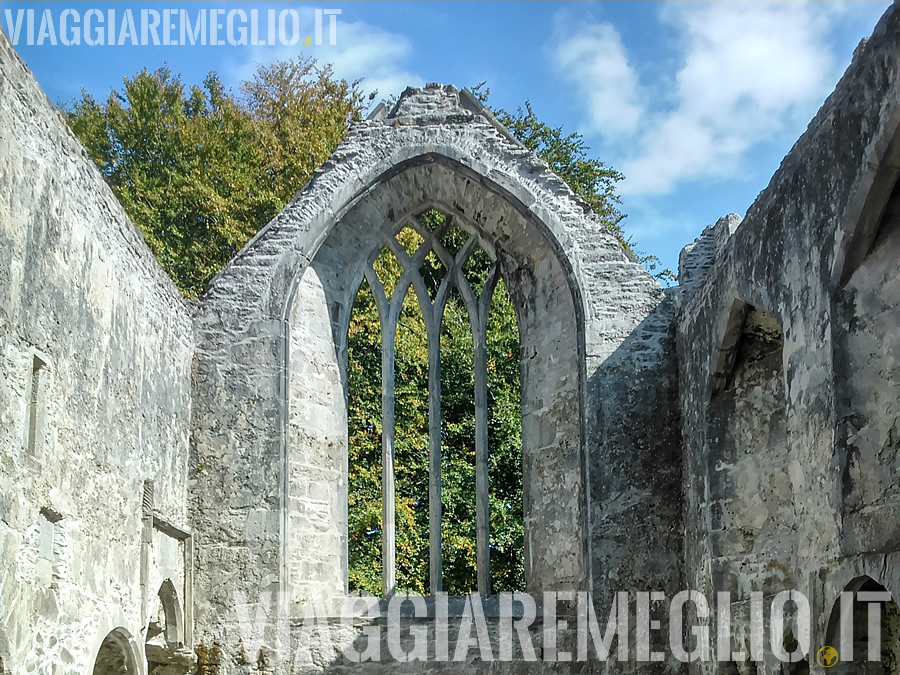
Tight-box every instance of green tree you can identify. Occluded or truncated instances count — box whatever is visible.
[240,59,367,208]
[472,83,675,283]
[496,102,626,237]
[65,58,365,297]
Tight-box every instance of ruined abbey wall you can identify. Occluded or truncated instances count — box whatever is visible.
[0,32,194,673]
[677,7,900,671]
[188,83,683,672]
[1,4,899,674]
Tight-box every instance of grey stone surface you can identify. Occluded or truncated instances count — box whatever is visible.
[3,3,900,673]
[677,5,900,673]
[0,27,193,675]
[678,214,742,294]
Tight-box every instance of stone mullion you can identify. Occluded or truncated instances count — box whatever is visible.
[446,242,498,596]
[366,265,397,597]
[472,320,490,595]
[427,306,443,594]
[474,262,500,595]
[380,324,397,598]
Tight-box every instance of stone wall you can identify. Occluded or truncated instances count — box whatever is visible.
[5,3,900,673]
[189,85,683,671]
[677,5,900,672]
[0,28,194,673]
[834,183,900,557]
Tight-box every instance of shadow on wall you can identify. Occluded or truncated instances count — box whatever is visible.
[825,576,900,675]
[707,301,792,597]
[834,172,900,557]
[587,292,684,604]
[92,628,139,674]
[585,292,685,672]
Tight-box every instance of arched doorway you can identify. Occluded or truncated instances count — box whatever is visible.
[91,629,138,675]
[145,580,195,674]
[825,577,900,674]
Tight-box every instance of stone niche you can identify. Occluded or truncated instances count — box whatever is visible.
[707,301,793,597]
[834,170,900,556]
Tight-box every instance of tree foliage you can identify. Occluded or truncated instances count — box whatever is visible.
[65,59,365,297]
[496,102,625,236]
[240,59,363,208]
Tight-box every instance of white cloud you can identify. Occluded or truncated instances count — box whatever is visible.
[229,13,421,102]
[319,20,422,101]
[553,2,881,196]
[554,23,643,136]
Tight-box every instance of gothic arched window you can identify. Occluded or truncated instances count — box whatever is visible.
[347,208,523,596]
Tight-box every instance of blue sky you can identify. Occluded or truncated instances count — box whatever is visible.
[2,1,891,278]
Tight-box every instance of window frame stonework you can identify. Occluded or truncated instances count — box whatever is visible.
[357,209,502,596]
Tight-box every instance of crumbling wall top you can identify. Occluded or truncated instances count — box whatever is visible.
[364,82,522,146]
[678,213,742,295]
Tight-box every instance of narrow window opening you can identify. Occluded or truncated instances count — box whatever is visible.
[372,247,400,302]
[37,506,62,588]
[486,279,523,592]
[462,246,492,296]
[393,284,430,594]
[146,580,184,669]
[826,577,900,673]
[27,354,47,453]
[440,281,477,594]
[439,224,467,257]
[416,208,446,231]
[395,226,424,258]
[347,278,383,595]
[418,250,445,301]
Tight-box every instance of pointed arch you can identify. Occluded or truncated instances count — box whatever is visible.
[288,171,585,603]
[825,576,900,673]
[193,85,668,641]
[148,578,182,646]
[706,298,792,597]
[91,628,139,675]
[832,111,900,556]
[833,106,900,286]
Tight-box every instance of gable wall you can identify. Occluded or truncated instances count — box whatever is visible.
[189,90,684,671]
